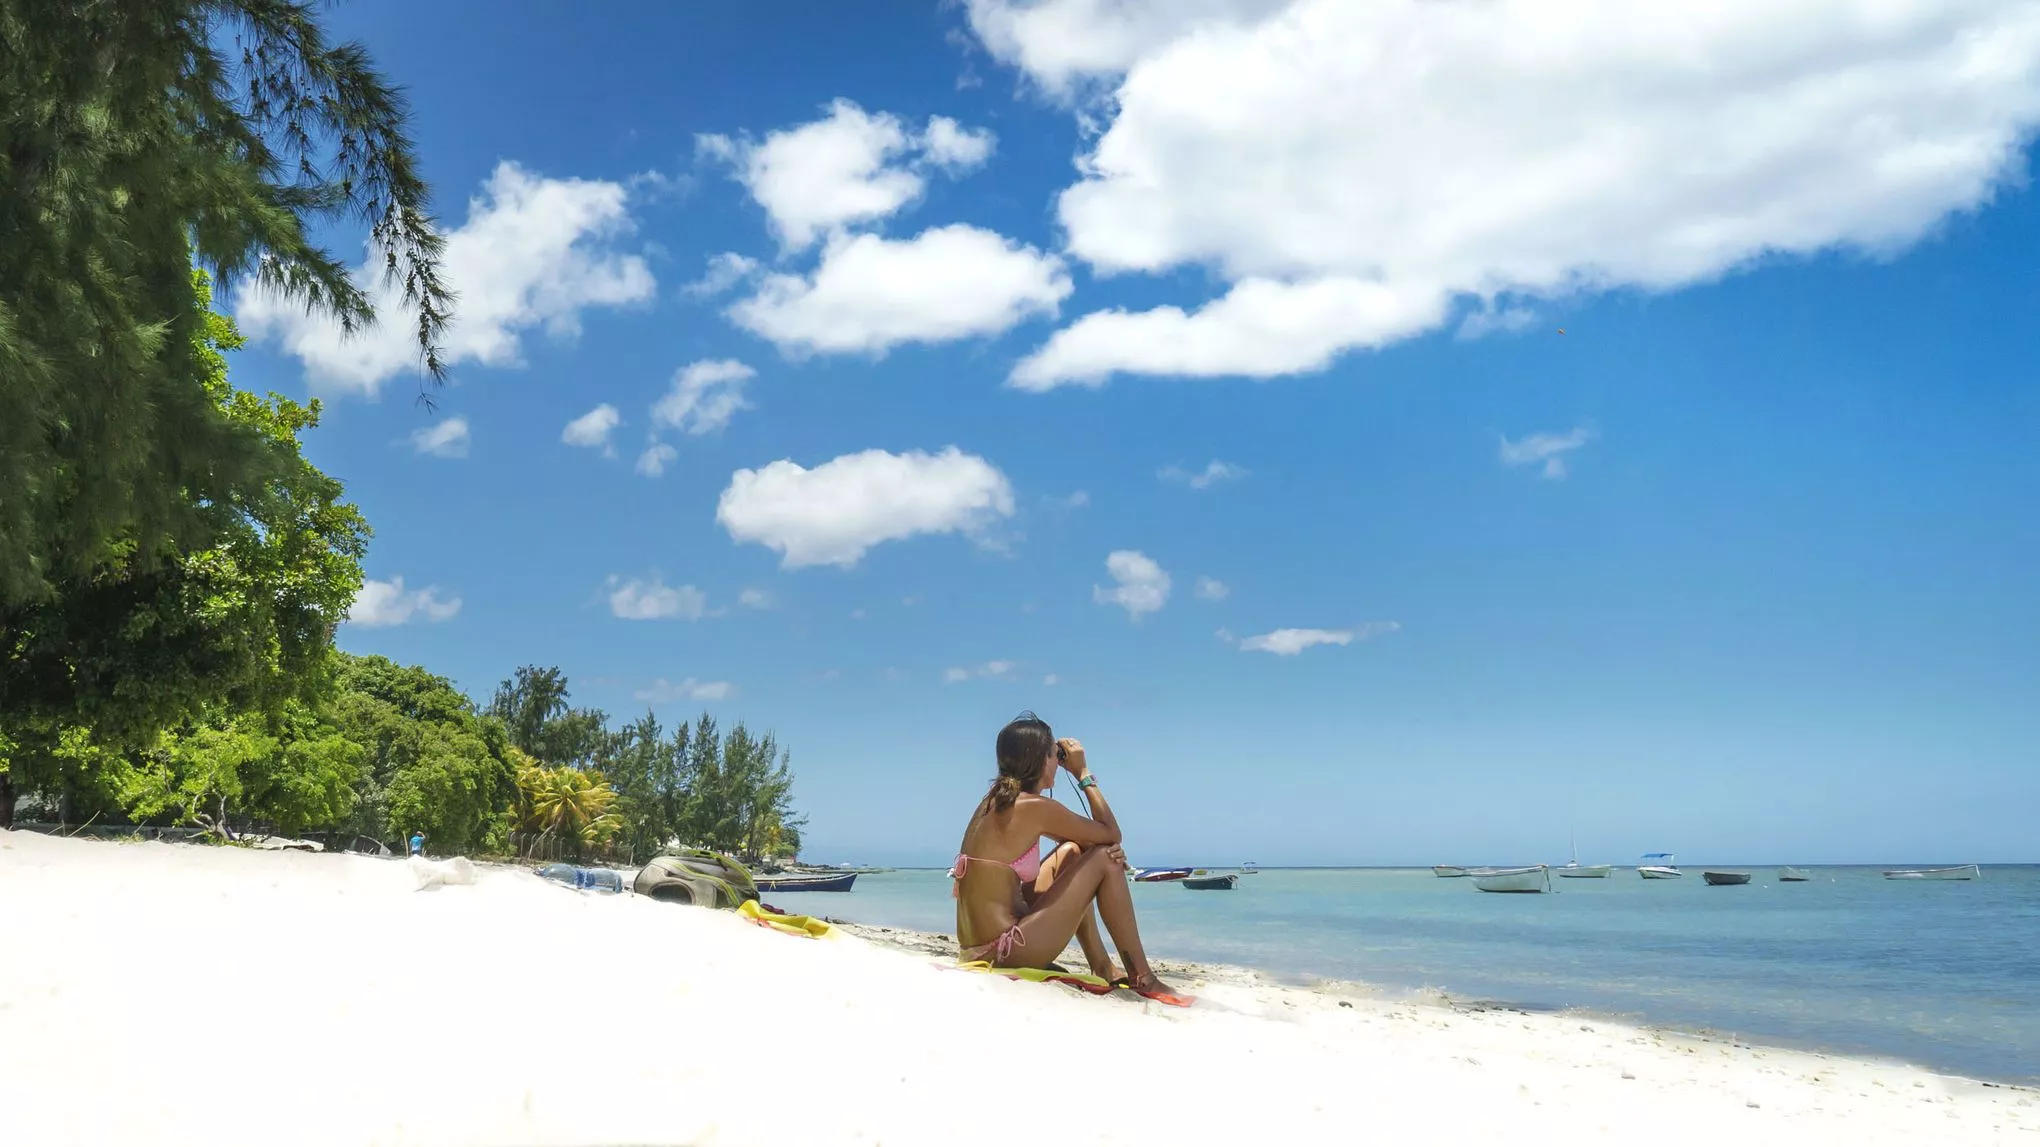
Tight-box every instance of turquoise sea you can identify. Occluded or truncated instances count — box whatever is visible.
[762,865,2040,1085]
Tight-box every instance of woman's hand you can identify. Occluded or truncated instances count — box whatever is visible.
[1106,844,1128,868]
[1057,738,1089,779]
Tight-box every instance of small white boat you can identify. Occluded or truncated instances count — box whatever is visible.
[1473,865,1551,893]
[1556,833,1609,878]
[1638,852,1682,879]
[1883,864,1980,881]
[1432,865,1472,878]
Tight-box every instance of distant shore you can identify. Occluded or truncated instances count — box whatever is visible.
[4,831,2034,1146]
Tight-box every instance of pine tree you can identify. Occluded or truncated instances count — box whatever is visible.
[0,0,451,607]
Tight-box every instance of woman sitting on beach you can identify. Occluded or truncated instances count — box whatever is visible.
[952,712,1181,1000]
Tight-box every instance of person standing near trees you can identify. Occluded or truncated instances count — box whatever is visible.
[409,831,425,857]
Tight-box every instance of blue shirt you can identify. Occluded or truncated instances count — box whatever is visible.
[409,835,423,855]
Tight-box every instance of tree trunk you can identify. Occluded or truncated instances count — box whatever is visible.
[0,773,13,829]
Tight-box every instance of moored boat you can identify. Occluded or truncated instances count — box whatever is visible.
[1778,867,1810,882]
[1183,873,1239,890]
[1556,829,1611,877]
[1702,871,1752,886]
[1432,865,1472,878]
[1883,864,1980,881]
[1638,852,1682,879]
[1472,865,1551,893]
[1132,867,1194,882]
[753,870,857,893]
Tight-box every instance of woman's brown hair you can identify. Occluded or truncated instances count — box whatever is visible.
[984,711,1054,813]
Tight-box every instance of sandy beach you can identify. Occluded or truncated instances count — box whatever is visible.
[2,832,2034,1146]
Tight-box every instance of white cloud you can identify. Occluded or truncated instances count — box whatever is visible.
[636,442,678,477]
[987,0,2040,388]
[728,225,1071,356]
[699,99,999,251]
[562,404,622,456]
[943,659,1018,684]
[964,0,1289,98]
[1194,576,1230,601]
[1159,459,1248,489]
[685,252,762,298]
[652,359,755,436]
[634,677,735,704]
[239,161,655,394]
[1042,673,1060,686]
[407,416,470,458]
[738,587,773,609]
[1458,304,1539,340]
[1061,490,1090,508]
[1011,276,1450,389]
[1235,621,1400,655]
[1093,549,1170,619]
[347,577,461,628]
[923,116,998,170]
[1500,427,1596,479]
[605,576,709,621]
[717,447,1016,568]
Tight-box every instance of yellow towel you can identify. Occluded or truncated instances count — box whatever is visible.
[951,961,1116,993]
[738,900,838,939]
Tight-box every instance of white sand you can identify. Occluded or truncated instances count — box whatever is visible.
[2,832,2034,1146]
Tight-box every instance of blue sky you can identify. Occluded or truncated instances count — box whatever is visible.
[230,1,2040,866]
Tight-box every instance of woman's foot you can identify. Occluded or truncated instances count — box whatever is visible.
[1130,970,1176,995]
[1089,958,1124,983]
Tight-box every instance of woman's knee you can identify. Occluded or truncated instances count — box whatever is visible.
[1084,845,1127,875]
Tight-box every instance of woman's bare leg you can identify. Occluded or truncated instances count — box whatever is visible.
[1035,842,1118,979]
[1003,847,1173,992]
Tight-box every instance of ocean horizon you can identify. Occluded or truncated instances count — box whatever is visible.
[764,864,2040,1086]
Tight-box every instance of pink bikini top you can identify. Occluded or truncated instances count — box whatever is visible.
[949,841,1043,897]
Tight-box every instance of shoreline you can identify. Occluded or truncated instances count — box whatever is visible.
[826,917,2040,1094]
[6,832,2038,1145]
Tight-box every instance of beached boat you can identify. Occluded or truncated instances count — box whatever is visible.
[1883,865,1980,881]
[1432,865,1472,878]
[1472,865,1551,893]
[1132,867,1194,882]
[1183,873,1239,890]
[1778,867,1810,882]
[1702,871,1752,886]
[752,871,857,893]
[1637,852,1682,879]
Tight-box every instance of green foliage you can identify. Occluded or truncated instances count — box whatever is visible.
[0,0,450,608]
[509,755,621,854]
[488,665,613,768]
[241,705,365,837]
[0,272,368,809]
[603,711,691,866]
[326,654,514,853]
[123,717,276,834]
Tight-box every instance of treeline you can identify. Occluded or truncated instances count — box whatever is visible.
[490,666,804,862]
[0,5,800,861]
[3,655,804,864]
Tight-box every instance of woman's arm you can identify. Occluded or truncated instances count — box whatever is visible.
[1029,739,1122,846]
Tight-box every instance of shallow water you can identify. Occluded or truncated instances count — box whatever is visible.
[762,864,2040,1084]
